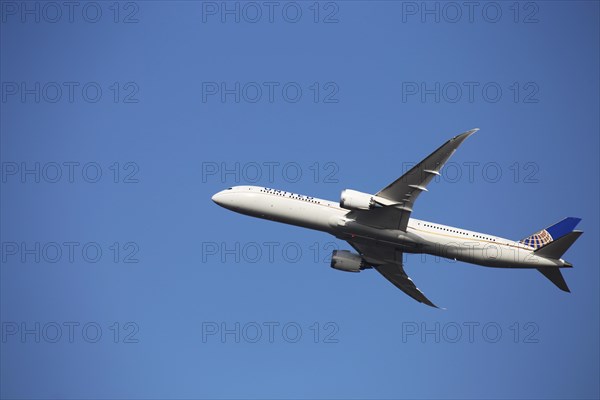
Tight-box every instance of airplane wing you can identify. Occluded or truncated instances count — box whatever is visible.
[351,129,478,231]
[348,240,439,308]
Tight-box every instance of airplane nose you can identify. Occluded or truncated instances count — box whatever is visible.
[212,188,237,210]
[211,192,224,206]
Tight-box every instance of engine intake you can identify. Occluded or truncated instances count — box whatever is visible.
[330,250,365,273]
[340,189,376,211]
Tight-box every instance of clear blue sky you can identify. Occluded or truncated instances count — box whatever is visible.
[1,1,598,399]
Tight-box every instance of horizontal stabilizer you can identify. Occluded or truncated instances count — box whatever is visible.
[534,231,583,260]
[537,267,570,292]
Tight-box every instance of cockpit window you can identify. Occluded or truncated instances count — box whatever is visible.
[227,188,232,190]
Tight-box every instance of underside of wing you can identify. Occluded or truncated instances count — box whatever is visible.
[348,240,440,308]
[351,129,478,231]
[374,263,439,308]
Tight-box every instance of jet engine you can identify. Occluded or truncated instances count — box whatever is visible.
[340,189,376,210]
[330,250,365,273]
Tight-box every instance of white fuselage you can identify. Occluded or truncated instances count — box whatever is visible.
[212,186,564,269]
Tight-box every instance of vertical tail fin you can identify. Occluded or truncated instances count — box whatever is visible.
[520,217,581,249]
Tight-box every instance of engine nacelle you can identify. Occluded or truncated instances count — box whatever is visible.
[330,250,365,273]
[340,189,375,211]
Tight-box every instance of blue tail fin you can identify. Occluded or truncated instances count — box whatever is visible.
[520,217,582,249]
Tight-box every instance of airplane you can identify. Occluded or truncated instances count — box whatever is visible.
[211,129,582,307]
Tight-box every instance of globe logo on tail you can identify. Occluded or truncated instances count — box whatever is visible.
[520,229,553,249]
